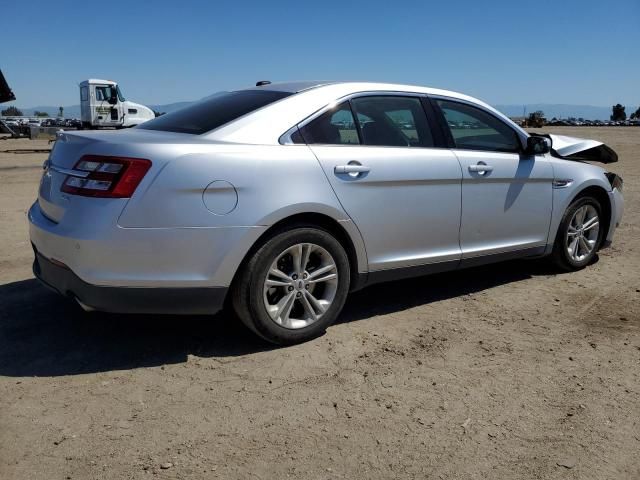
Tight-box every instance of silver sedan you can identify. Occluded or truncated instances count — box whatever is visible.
[29,81,624,344]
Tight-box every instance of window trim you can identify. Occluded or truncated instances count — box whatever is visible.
[428,95,527,154]
[280,91,443,148]
[279,91,528,151]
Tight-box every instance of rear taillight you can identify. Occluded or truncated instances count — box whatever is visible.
[61,155,151,198]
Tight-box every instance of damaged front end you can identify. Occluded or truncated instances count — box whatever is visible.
[535,133,618,164]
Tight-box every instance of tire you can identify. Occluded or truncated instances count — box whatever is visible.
[551,196,604,271]
[232,227,350,345]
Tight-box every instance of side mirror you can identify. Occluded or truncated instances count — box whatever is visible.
[526,136,551,155]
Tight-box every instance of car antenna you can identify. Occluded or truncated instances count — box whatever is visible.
[255,80,271,87]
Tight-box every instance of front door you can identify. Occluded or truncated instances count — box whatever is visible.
[433,98,553,258]
[94,84,122,126]
[302,96,463,272]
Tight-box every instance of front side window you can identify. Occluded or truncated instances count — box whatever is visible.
[436,99,521,153]
[298,102,359,145]
[138,90,292,135]
[351,96,433,147]
[95,85,115,102]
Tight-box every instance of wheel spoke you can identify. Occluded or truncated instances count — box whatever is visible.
[265,278,292,288]
[300,292,319,321]
[291,244,303,275]
[567,226,579,237]
[301,244,313,273]
[305,290,326,314]
[582,217,599,231]
[307,273,337,284]
[269,267,291,282]
[570,213,580,229]
[308,263,336,280]
[280,296,296,328]
[273,291,295,322]
[579,236,590,255]
[568,237,579,258]
[576,206,587,226]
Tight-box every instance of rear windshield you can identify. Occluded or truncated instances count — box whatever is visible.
[138,90,293,134]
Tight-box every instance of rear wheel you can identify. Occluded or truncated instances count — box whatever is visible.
[232,227,350,345]
[551,196,603,271]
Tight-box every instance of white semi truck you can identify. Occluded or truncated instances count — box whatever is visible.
[80,79,155,129]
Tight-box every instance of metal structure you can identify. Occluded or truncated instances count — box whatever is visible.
[0,69,29,139]
[0,69,15,103]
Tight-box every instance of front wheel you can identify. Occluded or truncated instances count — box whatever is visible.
[232,227,350,345]
[551,196,603,271]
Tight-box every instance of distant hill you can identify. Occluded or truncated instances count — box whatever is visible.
[15,101,194,119]
[495,104,614,121]
[11,102,621,121]
[151,101,193,114]
[18,105,80,118]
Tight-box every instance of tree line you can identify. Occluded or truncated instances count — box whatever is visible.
[611,104,640,121]
[1,106,63,117]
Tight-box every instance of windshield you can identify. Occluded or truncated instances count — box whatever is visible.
[137,90,293,135]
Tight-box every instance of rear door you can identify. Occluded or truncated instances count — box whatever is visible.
[303,95,463,272]
[432,98,553,258]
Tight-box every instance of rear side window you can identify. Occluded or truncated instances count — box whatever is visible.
[351,96,433,147]
[436,99,521,153]
[298,102,359,145]
[138,90,292,135]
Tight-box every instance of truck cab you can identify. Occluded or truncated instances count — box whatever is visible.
[79,79,155,129]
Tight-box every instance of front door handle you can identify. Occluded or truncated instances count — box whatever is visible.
[335,164,370,174]
[334,163,371,178]
[468,162,493,174]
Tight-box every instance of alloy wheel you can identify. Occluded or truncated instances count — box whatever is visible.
[566,204,600,262]
[262,243,339,329]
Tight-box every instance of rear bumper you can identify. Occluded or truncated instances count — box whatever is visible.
[28,200,266,288]
[33,250,227,315]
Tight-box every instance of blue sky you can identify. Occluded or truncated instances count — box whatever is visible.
[2,0,638,108]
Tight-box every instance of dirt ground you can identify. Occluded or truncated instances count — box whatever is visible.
[0,127,638,480]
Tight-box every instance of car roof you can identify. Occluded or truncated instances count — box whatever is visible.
[251,80,472,100]
[208,81,529,145]
[245,81,335,93]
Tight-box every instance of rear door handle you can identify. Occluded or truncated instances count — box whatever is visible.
[334,164,371,174]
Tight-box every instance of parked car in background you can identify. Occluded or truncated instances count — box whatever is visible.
[30,81,624,344]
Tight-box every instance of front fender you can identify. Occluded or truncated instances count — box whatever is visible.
[545,170,613,254]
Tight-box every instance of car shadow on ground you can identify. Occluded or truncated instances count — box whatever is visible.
[0,259,566,377]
